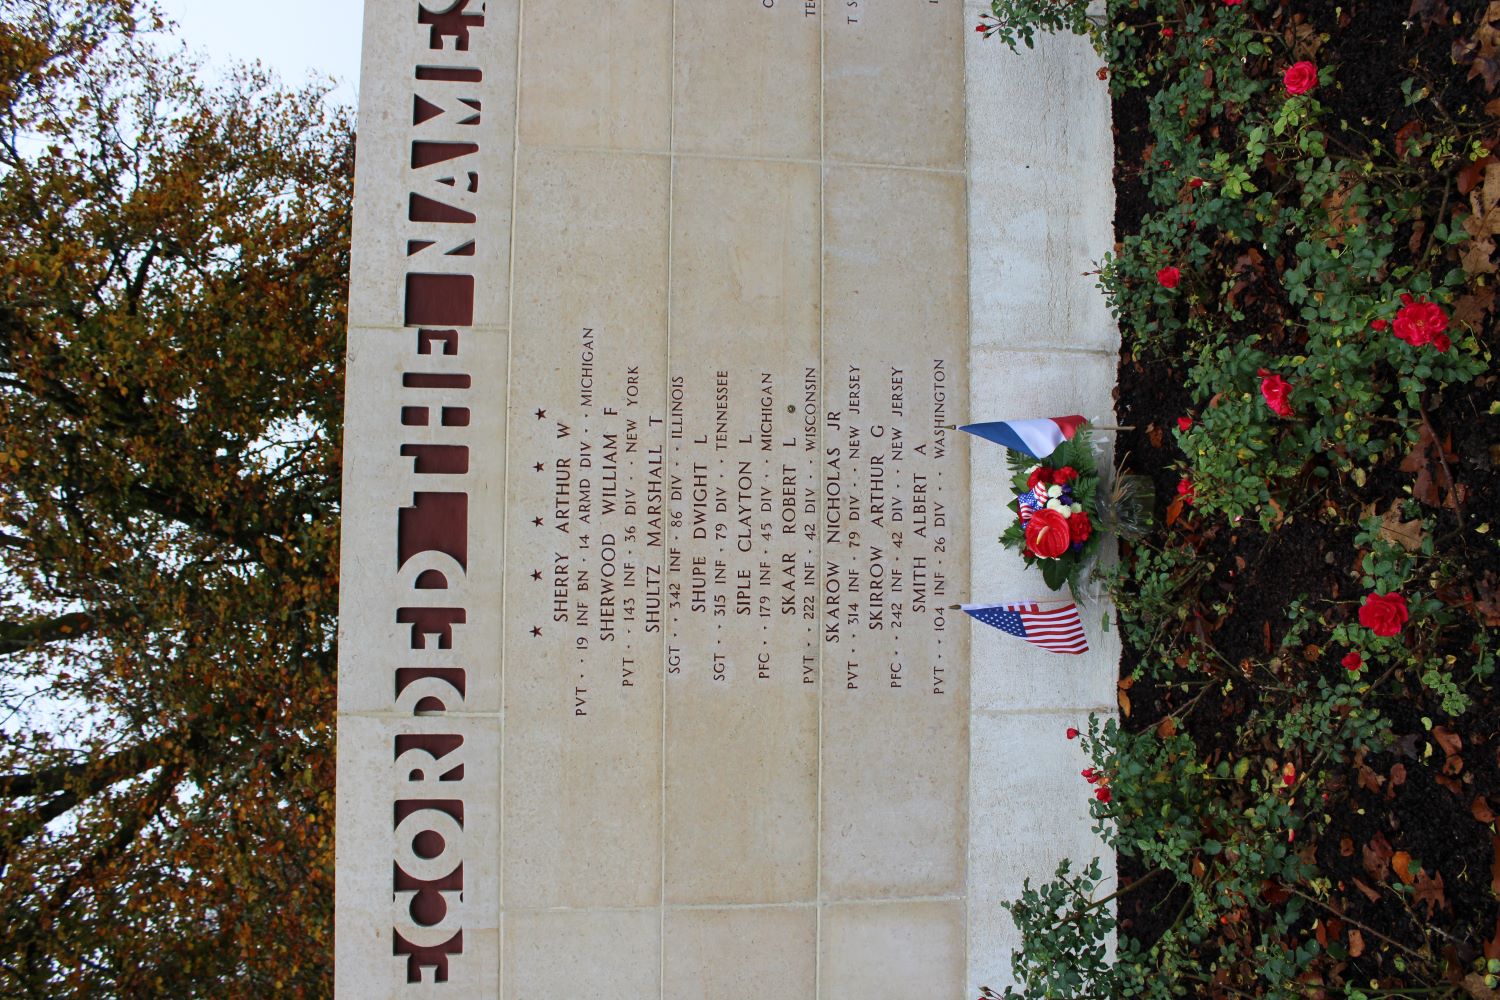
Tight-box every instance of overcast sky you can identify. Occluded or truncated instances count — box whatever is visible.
[154,0,366,107]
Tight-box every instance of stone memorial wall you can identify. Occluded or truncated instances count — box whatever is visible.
[336,1,1116,996]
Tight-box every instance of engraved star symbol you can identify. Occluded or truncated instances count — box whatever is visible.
[532,516,544,527]
[531,569,543,581]
[534,462,544,472]
[535,408,546,420]
[530,626,542,637]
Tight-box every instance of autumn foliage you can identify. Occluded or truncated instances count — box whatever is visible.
[0,0,349,993]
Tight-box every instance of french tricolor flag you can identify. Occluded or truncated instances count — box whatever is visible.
[959,415,1086,460]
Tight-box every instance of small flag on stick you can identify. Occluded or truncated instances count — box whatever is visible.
[959,415,1086,460]
[961,601,1089,654]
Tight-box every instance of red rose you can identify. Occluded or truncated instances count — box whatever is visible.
[1176,416,1193,432]
[1370,318,1388,331]
[1259,371,1294,417]
[1223,0,1241,5]
[1392,297,1448,347]
[1283,61,1317,95]
[1095,787,1112,803]
[1024,509,1072,559]
[1066,727,1080,740]
[1053,466,1078,483]
[1026,467,1050,490]
[1341,651,1363,672]
[1162,26,1174,38]
[1081,767,1097,782]
[975,23,985,32]
[1156,266,1181,289]
[1432,333,1451,352]
[1188,177,1203,189]
[1068,511,1093,543]
[1359,592,1409,637]
[1177,477,1195,504]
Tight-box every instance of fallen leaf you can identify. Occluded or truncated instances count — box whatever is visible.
[1453,285,1497,329]
[1413,868,1447,916]
[1157,716,1178,739]
[1286,16,1323,59]
[1476,572,1500,627]
[1117,676,1133,717]
[1476,55,1500,94]
[1491,833,1500,898]
[1463,972,1500,1000]
[1409,0,1451,31]
[1393,850,1414,883]
[1462,235,1498,275]
[1165,494,1186,528]
[1396,119,1428,159]
[1322,183,1367,238]
[1348,927,1365,957]
[1460,156,1497,196]
[1147,424,1164,449]
[1390,763,1407,789]
[1369,501,1426,552]
[1401,418,1465,509]
[1434,725,1463,757]
[1363,832,1394,881]
[1352,877,1382,902]
[1473,795,1496,823]
[1482,160,1500,217]
[1260,880,1291,905]
[1357,763,1385,794]
[1409,217,1429,255]
[1340,836,1355,857]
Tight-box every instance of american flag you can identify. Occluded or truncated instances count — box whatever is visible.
[961,601,1089,654]
[1017,487,1046,524]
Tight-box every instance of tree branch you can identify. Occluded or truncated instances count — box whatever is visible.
[0,611,105,656]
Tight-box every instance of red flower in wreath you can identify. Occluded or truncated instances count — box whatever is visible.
[1024,509,1072,559]
[1068,511,1093,543]
[1053,466,1078,483]
[1026,467,1051,490]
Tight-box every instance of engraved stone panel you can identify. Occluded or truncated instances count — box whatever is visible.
[337,1,1115,996]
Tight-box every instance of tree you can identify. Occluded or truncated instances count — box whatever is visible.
[0,0,348,993]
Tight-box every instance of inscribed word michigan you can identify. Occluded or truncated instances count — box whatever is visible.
[335,0,974,995]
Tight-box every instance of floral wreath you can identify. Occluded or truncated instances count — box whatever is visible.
[999,427,1103,595]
